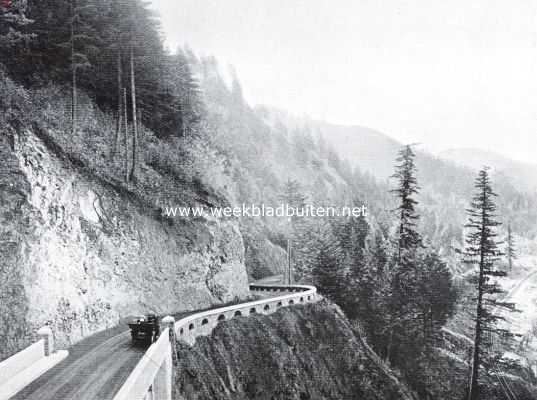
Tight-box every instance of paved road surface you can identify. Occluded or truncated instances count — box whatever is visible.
[13,281,289,400]
[13,309,208,400]
[254,274,284,284]
[12,324,142,400]
[11,282,280,400]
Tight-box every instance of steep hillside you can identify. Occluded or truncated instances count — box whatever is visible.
[174,300,537,400]
[0,71,249,360]
[310,122,402,181]
[175,300,417,400]
[257,108,401,182]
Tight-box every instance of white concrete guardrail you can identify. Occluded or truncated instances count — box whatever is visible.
[113,283,319,400]
[0,326,68,400]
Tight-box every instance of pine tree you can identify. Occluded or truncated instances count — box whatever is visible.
[331,211,369,268]
[113,50,123,156]
[230,67,244,107]
[381,146,455,397]
[415,250,456,342]
[60,0,96,134]
[0,0,35,81]
[385,144,423,362]
[311,225,345,303]
[465,168,516,400]
[280,178,307,213]
[361,232,393,348]
[370,232,390,278]
[391,144,422,265]
[129,44,138,181]
[342,218,380,321]
[123,87,129,182]
[280,178,307,283]
[0,0,33,51]
[506,223,516,272]
[106,0,125,157]
[163,49,203,139]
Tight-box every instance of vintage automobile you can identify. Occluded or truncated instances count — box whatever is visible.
[128,314,160,344]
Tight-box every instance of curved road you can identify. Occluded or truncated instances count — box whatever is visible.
[12,282,281,400]
[13,307,234,400]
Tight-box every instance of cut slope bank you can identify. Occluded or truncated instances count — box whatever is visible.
[0,74,250,359]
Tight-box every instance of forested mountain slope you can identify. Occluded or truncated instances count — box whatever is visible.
[256,108,537,246]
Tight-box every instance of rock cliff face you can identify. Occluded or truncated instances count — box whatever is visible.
[174,300,416,400]
[0,129,249,360]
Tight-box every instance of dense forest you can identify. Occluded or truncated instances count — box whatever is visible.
[2,1,537,399]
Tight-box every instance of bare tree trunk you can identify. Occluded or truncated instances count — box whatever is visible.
[287,239,292,285]
[137,107,143,154]
[72,66,77,135]
[468,299,483,400]
[70,0,76,136]
[507,224,513,272]
[113,51,122,156]
[385,329,393,363]
[129,47,137,181]
[123,88,129,182]
[467,230,486,400]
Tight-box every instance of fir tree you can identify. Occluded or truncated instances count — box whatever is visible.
[280,178,307,214]
[167,48,203,139]
[415,250,456,342]
[465,168,516,400]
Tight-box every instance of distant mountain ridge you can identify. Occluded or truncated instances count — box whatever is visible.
[439,148,537,192]
[305,119,537,195]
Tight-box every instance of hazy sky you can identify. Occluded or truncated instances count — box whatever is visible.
[149,0,537,164]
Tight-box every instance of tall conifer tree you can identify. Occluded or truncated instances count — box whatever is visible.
[385,144,423,362]
[465,168,516,400]
[391,144,422,265]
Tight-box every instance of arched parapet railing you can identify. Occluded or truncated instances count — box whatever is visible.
[174,284,318,346]
[113,326,173,400]
[114,284,319,400]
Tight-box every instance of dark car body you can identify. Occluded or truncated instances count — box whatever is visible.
[128,314,160,345]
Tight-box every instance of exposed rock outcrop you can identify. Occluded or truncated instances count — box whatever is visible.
[0,129,249,359]
[244,235,287,280]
